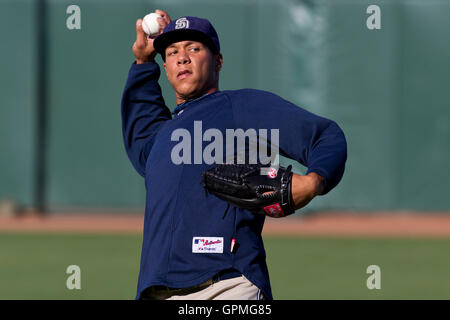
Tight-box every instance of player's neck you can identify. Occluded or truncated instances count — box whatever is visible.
[176,87,219,105]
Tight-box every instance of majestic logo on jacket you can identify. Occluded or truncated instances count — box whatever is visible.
[192,237,224,253]
[171,121,280,169]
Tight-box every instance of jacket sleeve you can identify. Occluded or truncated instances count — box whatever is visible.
[230,89,347,195]
[121,61,172,177]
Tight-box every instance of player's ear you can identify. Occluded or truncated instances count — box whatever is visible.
[215,53,223,72]
[163,61,170,79]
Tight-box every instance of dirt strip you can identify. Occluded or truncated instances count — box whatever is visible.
[263,213,450,238]
[0,215,144,234]
[1,212,450,237]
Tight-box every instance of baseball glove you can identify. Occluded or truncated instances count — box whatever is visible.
[202,164,295,218]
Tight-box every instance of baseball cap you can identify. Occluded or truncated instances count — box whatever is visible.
[154,16,220,60]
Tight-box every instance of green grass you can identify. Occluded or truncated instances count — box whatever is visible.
[0,232,142,299]
[1,232,450,299]
[265,236,450,299]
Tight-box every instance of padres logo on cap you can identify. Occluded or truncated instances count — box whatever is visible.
[175,17,189,29]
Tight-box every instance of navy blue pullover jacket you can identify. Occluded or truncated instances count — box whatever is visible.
[121,61,347,300]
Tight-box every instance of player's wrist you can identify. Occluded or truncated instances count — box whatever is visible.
[290,173,323,209]
[136,59,152,64]
[136,53,157,64]
[305,172,324,196]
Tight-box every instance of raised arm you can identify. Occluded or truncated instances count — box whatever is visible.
[121,11,172,176]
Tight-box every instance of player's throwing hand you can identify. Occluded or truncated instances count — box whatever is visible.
[132,9,171,64]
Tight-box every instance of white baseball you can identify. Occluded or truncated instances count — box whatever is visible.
[142,12,162,36]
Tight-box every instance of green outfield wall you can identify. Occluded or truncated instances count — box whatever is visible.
[1,0,449,212]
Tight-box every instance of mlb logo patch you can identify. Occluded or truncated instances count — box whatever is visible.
[192,237,224,253]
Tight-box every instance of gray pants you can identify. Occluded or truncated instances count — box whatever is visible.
[141,275,264,300]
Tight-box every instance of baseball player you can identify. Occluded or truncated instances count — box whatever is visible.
[121,10,347,300]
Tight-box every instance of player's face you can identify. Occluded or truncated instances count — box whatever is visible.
[164,40,222,104]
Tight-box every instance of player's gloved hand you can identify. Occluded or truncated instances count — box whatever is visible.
[202,164,296,218]
[133,9,171,64]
